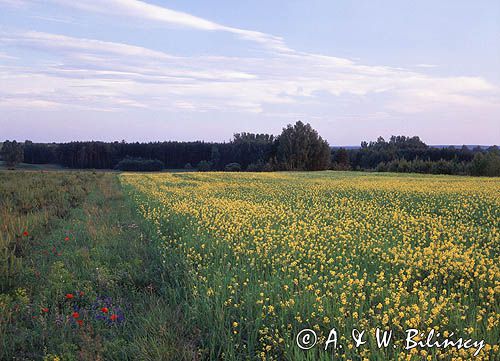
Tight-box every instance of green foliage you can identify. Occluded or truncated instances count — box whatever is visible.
[275,121,331,170]
[115,157,164,171]
[197,160,213,171]
[331,147,351,170]
[224,162,242,172]
[375,158,470,175]
[20,131,498,176]
[1,140,24,169]
[469,148,500,176]
[341,136,500,176]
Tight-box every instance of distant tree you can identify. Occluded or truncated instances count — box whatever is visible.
[470,148,500,176]
[275,121,331,170]
[224,162,241,172]
[1,140,24,169]
[231,133,274,168]
[197,160,212,172]
[114,157,164,171]
[332,147,350,170]
[210,145,220,168]
[486,149,500,176]
[184,162,193,170]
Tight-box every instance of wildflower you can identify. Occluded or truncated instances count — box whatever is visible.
[79,291,84,297]
[72,312,80,319]
[41,307,49,313]
[77,319,84,326]
[101,307,109,313]
[64,236,70,241]
[110,314,118,321]
[65,293,74,300]
[23,231,29,236]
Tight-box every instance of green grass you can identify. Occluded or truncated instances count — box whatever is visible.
[0,161,66,171]
[1,171,195,360]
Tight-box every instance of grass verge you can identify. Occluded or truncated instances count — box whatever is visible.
[1,172,196,360]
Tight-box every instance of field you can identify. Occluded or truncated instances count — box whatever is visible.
[0,172,194,360]
[1,170,499,360]
[121,171,499,360]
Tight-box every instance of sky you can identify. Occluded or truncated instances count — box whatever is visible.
[0,0,499,145]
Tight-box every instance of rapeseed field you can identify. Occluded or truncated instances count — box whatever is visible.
[121,171,499,360]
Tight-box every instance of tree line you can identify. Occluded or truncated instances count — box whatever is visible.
[331,136,500,176]
[2,122,499,176]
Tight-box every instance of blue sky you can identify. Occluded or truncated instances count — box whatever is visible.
[0,0,499,145]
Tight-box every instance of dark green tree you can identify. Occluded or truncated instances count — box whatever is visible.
[197,160,212,172]
[332,147,350,170]
[1,140,24,169]
[275,121,331,170]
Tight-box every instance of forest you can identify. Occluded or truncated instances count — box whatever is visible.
[2,121,500,176]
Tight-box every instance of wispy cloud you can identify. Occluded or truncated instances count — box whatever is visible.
[1,0,499,144]
[0,0,29,8]
[0,51,17,60]
[0,31,175,60]
[415,64,438,68]
[47,0,290,51]
[1,29,498,116]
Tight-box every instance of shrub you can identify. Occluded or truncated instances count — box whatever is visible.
[246,162,261,172]
[224,163,241,172]
[197,160,212,172]
[115,157,164,172]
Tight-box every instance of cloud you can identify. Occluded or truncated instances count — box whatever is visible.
[46,0,290,51]
[1,0,499,134]
[0,31,175,60]
[415,64,438,68]
[1,29,498,119]
[0,0,29,7]
[0,51,17,60]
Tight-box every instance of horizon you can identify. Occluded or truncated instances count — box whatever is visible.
[2,137,497,149]
[1,1,499,144]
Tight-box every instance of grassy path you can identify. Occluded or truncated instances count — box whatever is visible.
[1,172,194,360]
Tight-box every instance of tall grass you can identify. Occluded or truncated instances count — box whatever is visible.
[0,172,96,292]
[1,171,195,360]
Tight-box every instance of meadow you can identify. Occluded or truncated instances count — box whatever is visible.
[0,172,194,360]
[1,170,499,360]
[121,171,499,360]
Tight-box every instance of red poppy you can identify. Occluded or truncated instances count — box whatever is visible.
[32,315,37,319]
[101,307,109,313]
[79,291,84,297]
[41,307,49,313]
[110,314,118,321]
[64,236,70,241]
[65,293,74,299]
[77,319,83,326]
[72,312,79,319]
[23,231,29,236]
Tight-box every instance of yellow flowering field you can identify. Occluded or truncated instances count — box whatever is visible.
[120,171,499,360]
